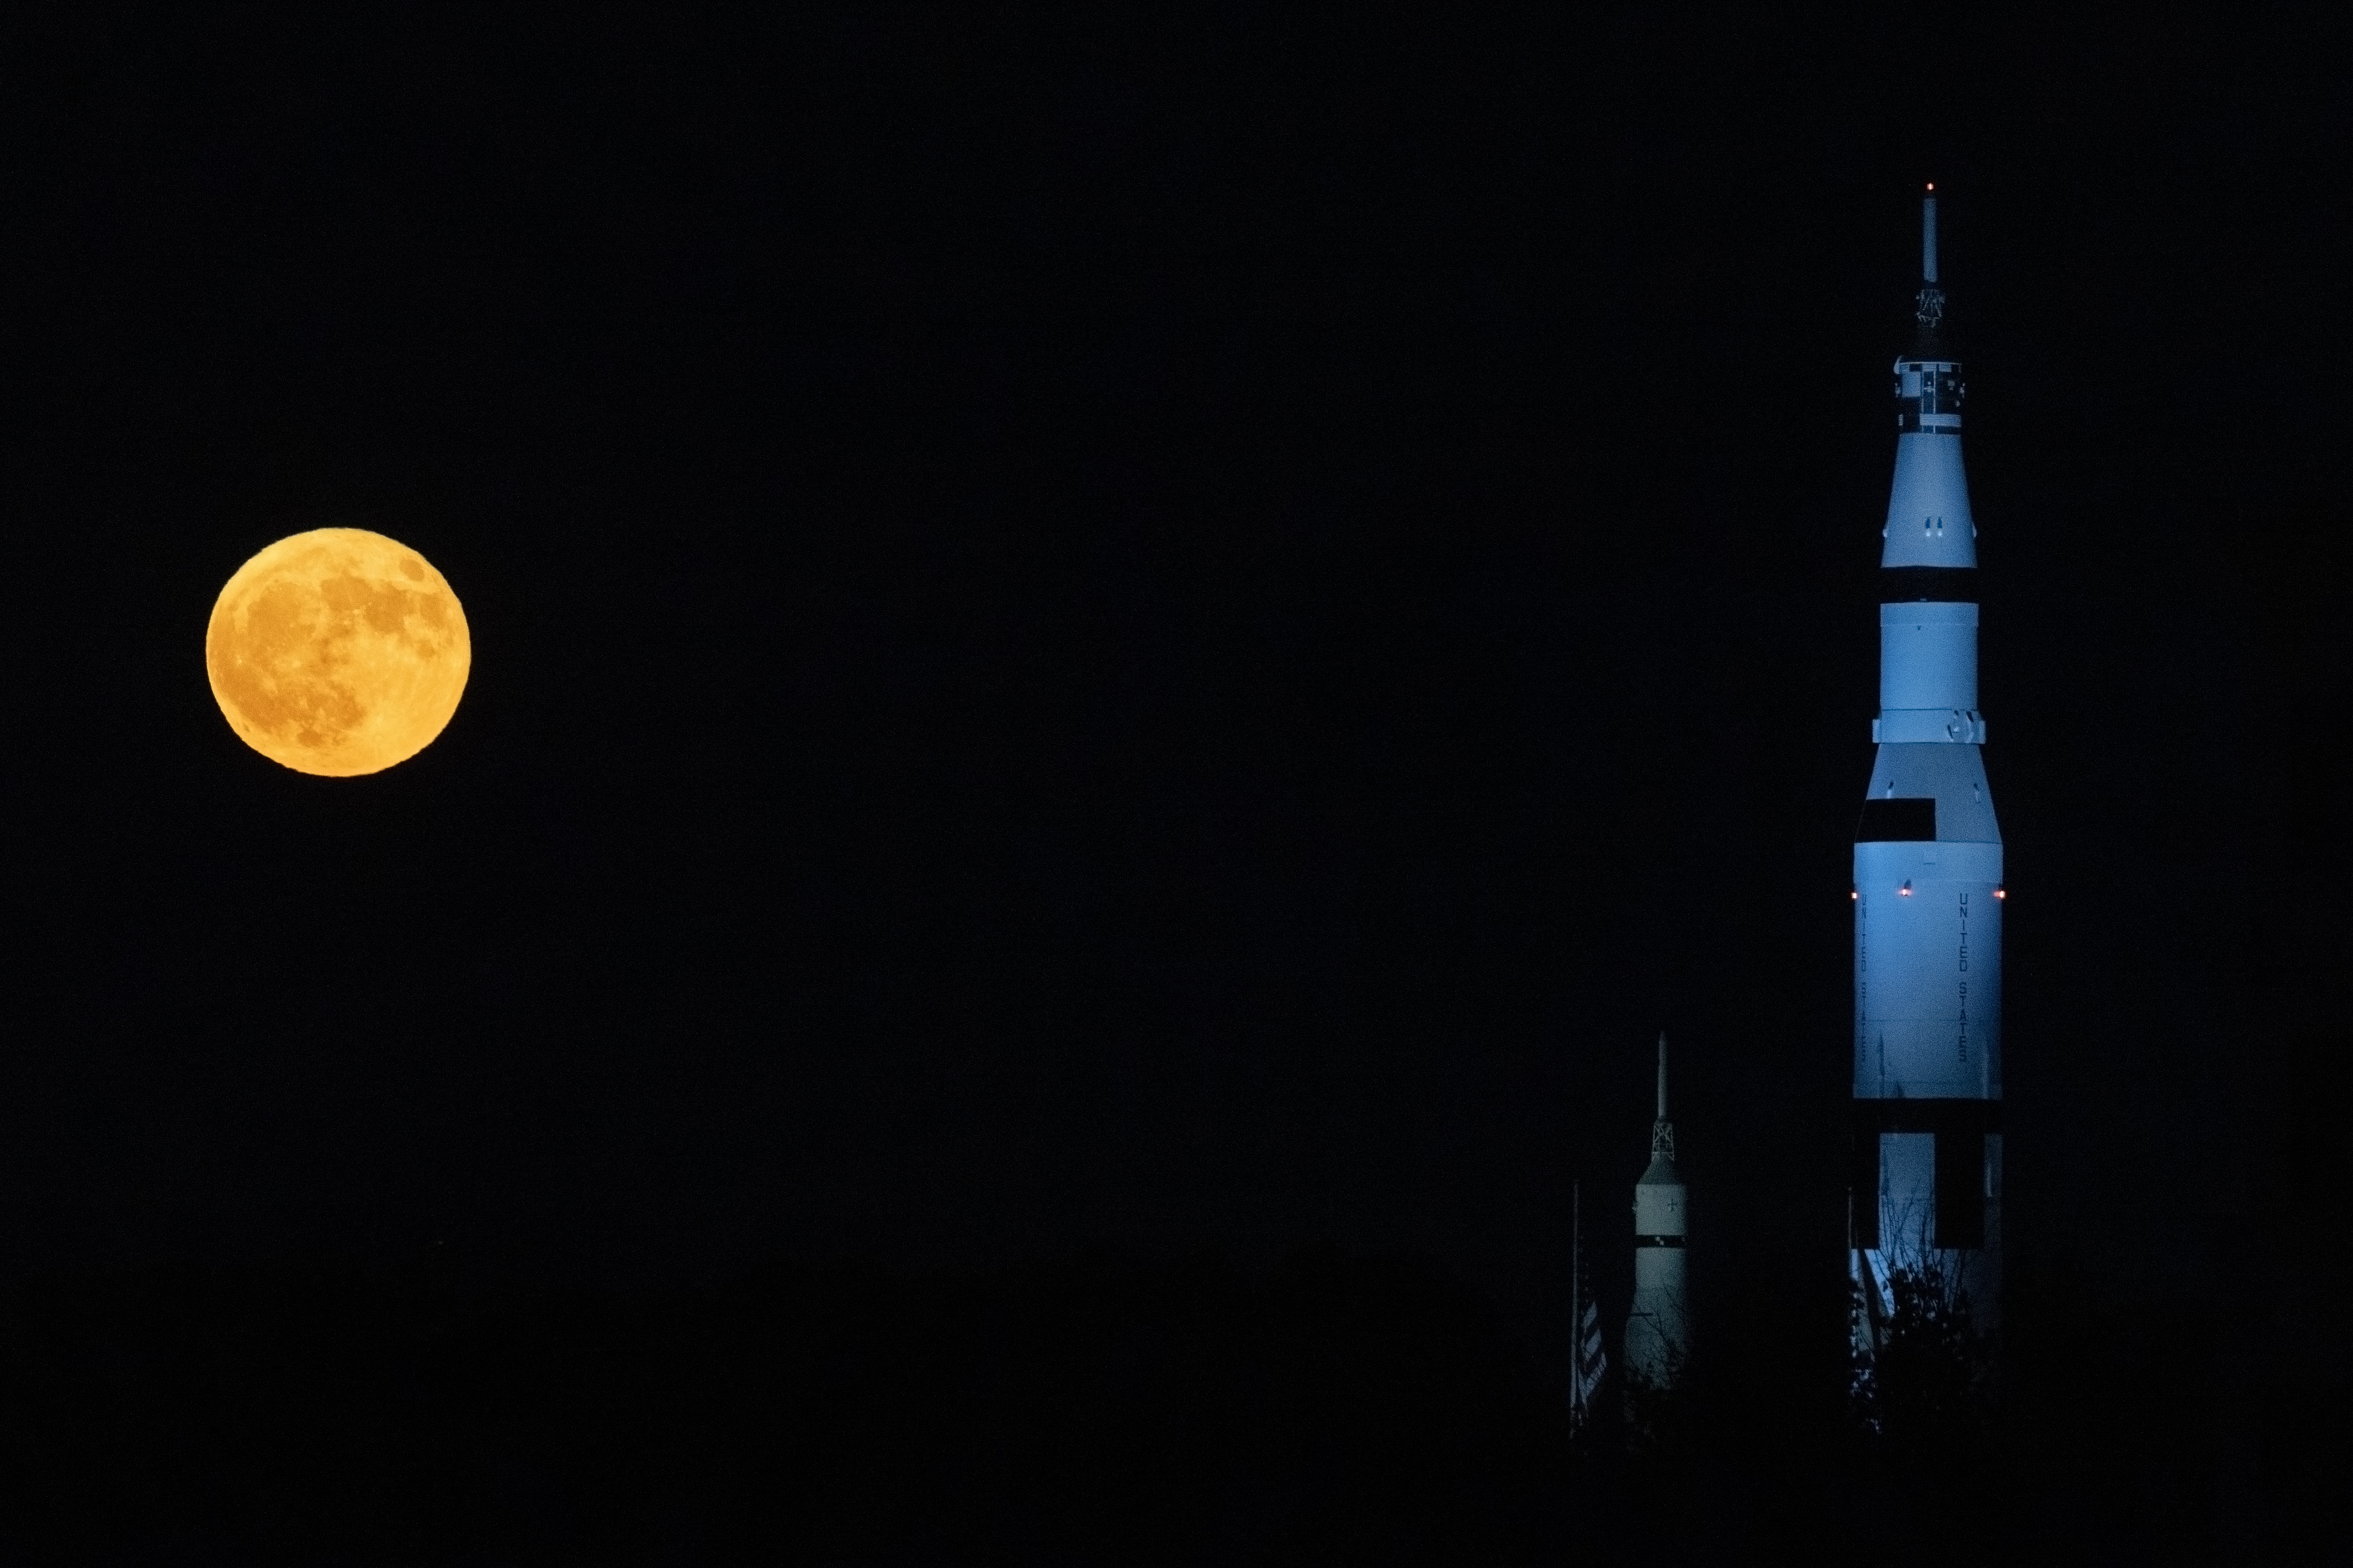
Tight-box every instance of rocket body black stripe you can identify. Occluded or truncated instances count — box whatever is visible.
[1855,797,1937,841]
[1880,566,1979,601]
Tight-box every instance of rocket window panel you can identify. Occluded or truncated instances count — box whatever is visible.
[1855,797,1936,841]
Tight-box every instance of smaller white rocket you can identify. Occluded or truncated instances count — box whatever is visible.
[1625,1033,1688,1388]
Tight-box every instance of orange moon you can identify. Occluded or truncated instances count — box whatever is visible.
[205,529,471,776]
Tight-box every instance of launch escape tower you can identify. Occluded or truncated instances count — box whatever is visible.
[1850,188,2004,1366]
[1626,1033,1688,1390]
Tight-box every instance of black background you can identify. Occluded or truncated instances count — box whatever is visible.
[1,8,2346,1557]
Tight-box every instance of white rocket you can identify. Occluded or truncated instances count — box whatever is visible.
[1626,1032,1688,1388]
[1850,187,2003,1358]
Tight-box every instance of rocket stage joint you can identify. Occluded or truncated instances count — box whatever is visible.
[1873,709,1986,744]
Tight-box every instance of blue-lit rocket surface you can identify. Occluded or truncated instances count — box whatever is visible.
[1850,189,2003,1360]
[1627,1033,1688,1388]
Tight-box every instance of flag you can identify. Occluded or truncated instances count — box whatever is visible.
[1574,1299,1608,1408]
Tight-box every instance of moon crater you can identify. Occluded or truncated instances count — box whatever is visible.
[206,529,470,776]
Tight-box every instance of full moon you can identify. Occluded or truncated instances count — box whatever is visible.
[206,529,471,777]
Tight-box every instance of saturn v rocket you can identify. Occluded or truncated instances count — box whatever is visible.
[1850,188,2003,1360]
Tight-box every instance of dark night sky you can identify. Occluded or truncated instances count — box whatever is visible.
[1,10,2345,1392]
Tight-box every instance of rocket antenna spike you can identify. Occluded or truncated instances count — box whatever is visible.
[1922,183,1939,283]
[1915,183,1948,343]
[1650,1033,1676,1162]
